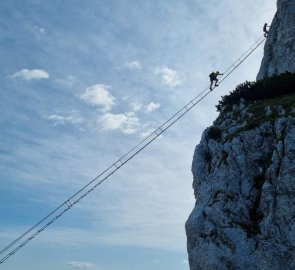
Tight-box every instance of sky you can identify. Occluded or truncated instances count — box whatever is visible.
[0,1,277,269]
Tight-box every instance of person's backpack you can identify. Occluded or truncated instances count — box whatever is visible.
[209,72,215,79]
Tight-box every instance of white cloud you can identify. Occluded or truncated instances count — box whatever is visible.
[145,102,160,113]
[10,69,49,80]
[80,84,115,112]
[130,102,142,112]
[154,67,183,87]
[98,112,140,134]
[46,113,83,126]
[124,60,142,70]
[67,261,96,269]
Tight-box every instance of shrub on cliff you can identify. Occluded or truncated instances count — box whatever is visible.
[216,72,295,112]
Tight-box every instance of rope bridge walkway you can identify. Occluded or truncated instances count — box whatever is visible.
[0,34,266,265]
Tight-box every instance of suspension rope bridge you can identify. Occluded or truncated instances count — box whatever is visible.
[0,34,266,265]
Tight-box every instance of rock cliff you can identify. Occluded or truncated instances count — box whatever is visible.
[257,0,295,80]
[186,1,295,269]
[186,97,295,269]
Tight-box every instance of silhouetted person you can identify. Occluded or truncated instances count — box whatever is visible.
[209,71,223,90]
[263,23,270,37]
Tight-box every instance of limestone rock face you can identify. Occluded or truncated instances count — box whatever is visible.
[257,0,295,80]
[186,100,295,270]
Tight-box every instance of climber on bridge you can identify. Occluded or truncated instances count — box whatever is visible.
[209,71,223,90]
[263,23,270,37]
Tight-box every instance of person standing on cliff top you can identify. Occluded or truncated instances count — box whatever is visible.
[263,23,270,37]
[209,71,223,90]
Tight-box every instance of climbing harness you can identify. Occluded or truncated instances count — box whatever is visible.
[0,34,266,265]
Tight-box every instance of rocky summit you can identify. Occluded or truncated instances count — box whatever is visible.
[186,0,295,269]
[257,0,295,80]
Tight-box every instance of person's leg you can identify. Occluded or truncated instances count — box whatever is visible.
[215,78,219,86]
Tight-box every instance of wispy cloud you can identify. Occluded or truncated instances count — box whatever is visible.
[46,113,84,126]
[10,69,49,80]
[130,102,143,112]
[67,261,96,269]
[145,102,160,113]
[124,60,142,70]
[80,84,115,112]
[140,128,155,138]
[98,112,140,134]
[55,75,77,87]
[154,67,183,87]
[24,23,46,40]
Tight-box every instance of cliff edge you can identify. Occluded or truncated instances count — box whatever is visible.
[186,1,295,269]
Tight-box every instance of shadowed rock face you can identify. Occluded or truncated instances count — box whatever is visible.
[257,0,295,80]
[186,100,295,270]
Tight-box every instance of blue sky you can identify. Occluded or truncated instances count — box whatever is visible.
[0,1,276,269]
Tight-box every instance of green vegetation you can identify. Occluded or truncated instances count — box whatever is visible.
[223,93,295,142]
[216,72,295,112]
